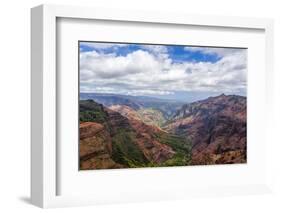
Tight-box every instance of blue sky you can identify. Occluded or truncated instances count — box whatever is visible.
[80,43,222,63]
[79,42,247,102]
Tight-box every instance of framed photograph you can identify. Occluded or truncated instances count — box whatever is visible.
[78,41,248,170]
[31,4,274,208]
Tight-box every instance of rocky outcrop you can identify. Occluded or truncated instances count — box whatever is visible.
[79,100,184,169]
[108,106,176,164]
[128,115,175,163]
[79,122,123,170]
[109,105,175,163]
[164,94,246,165]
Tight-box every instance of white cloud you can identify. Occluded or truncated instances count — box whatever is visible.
[80,45,247,96]
[141,44,168,54]
[80,50,160,80]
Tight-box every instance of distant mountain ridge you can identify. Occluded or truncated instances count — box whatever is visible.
[80,93,184,118]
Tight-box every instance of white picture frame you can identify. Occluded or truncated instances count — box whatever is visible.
[31,4,274,208]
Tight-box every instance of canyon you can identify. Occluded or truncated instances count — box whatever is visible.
[79,94,246,170]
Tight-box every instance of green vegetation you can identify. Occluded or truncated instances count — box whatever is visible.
[162,153,190,166]
[155,133,192,166]
[111,129,148,167]
[110,127,192,168]
[80,100,108,123]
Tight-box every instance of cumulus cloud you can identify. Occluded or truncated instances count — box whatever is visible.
[80,44,247,97]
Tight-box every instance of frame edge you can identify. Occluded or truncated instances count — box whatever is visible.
[31,5,44,208]
[30,4,274,208]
